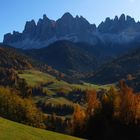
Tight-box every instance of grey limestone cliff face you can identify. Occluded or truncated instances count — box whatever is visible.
[3,13,140,49]
[3,13,96,49]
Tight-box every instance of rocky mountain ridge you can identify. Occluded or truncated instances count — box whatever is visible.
[4,13,140,49]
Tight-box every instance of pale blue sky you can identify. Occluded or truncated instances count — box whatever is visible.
[0,0,140,41]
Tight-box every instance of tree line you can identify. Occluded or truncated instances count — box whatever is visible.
[72,80,140,140]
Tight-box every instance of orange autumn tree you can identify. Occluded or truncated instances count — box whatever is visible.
[86,90,100,117]
[135,94,140,123]
[119,80,140,124]
[72,104,86,136]
[73,104,85,127]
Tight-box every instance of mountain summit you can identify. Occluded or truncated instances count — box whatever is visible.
[3,13,96,49]
[98,14,137,33]
[3,13,140,49]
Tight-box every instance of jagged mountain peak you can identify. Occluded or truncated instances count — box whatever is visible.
[119,14,126,21]
[98,14,138,33]
[61,12,74,19]
[23,20,36,33]
[3,13,140,49]
[126,15,135,23]
[3,12,96,48]
[43,14,48,20]
[114,16,119,21]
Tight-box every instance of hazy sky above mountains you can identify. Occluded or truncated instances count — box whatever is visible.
[0,0,140,41]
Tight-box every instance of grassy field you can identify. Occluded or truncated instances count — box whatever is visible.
[18,70,112,95]
[18,70,59,87]
[0,117,83,140]
[18,70,113,108]
[18,70,72,95]
[41,97,74,106]
[33,96,75,108]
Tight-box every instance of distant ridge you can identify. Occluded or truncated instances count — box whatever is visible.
[86,46,140,91]
[3,13,140,49]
